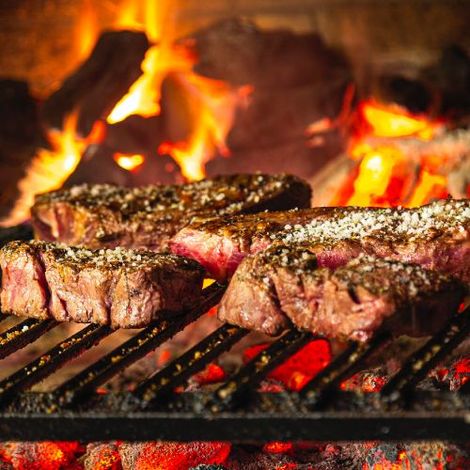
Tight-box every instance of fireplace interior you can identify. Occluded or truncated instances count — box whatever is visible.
[0,0,469,468]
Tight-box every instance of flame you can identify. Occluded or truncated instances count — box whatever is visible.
[113,153,145,171]
[0,113,85,227]
[361,100,439,140]
[158,73,236,181]
[341,99,445,207]
[107,0,188,123]
[107,0,235,181]
[348,148,398,206]
[75,0,98,60]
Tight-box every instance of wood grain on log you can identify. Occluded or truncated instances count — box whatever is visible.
[42,30,149,137]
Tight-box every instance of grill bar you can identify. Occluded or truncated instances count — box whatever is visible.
[135,323,248,404]
[382,308,470,397]
[300,331,391,405]
[0,282,467,440]
[0,319,57,360]
[53,283,225,406]
[213,329,312,410]
[0,324,112,405]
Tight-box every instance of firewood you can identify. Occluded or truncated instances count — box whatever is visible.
[207,130,344,180]
[42,30,149,137]
[104,115,165,155]
[0,79,47,221]
[227,79,349,150]
[178,18,350,89]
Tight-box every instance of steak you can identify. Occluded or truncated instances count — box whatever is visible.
[218,245,466,340]
[170,199,470,283]
[0,241,205,328]
[31,173,311,250]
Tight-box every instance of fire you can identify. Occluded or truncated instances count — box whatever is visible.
[0,113,84,227]
[342,99,446,207]
[360,100,438,140]
[107,0,235,181]
[113,153,145,171]
[75,0,98,61]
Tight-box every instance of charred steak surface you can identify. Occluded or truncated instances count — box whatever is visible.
[31,174,311,250]
[219,245,466,340]
[171,199,470,283]
[0,241,205,328]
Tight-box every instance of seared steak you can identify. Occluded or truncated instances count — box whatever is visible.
[31,174,311,250]
[0,241,205,328]
[171,199,470,283]
[218,245,466,340]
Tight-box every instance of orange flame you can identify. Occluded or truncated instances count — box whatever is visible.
[343,99,445,207]
[107,0,187,123]
[0,113,85,227]
[113,153,145,171]
[360,100,438,140]
[75,0,98,61]
[107,0,235,181]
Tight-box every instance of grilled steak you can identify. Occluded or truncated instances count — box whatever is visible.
[218,245,466,340]
[171,199,470,283]
[31,173,311,250]
[0,241,205,328]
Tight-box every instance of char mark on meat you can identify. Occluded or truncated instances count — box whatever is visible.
[0,241,205,328]
[218,245,466,341]
[31,173,311,251]
[171,199,470,283]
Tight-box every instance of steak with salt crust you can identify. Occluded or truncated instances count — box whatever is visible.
[171,199,470,283]
[218,245,466,340]
[0,241,205,328]
[31,173,311,251]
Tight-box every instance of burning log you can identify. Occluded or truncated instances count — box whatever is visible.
[207,131,344,180]
[180,18,350,89]
[227,80,349,150]
[42,31,150,136]
[0,79,47,221]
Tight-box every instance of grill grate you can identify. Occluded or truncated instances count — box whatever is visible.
[0,281,468,442]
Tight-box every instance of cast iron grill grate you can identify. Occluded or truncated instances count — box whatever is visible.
[0,282,468,442]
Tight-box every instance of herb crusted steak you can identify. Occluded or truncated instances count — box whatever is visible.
[218,246,466,341]
[0,241,205,328]
[31,174,311,251]
[170,199,470,283]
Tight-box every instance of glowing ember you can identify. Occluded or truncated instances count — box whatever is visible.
[341,99,446,207]
[341,371,387,393]
[360,99,439,140]
[113,152,145,171]
[0,441,80,470]
[123,441,231,470]
[0,112,85,227]
[263,442,294,454]
[244,340,331,391]
[193,363,226,385]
